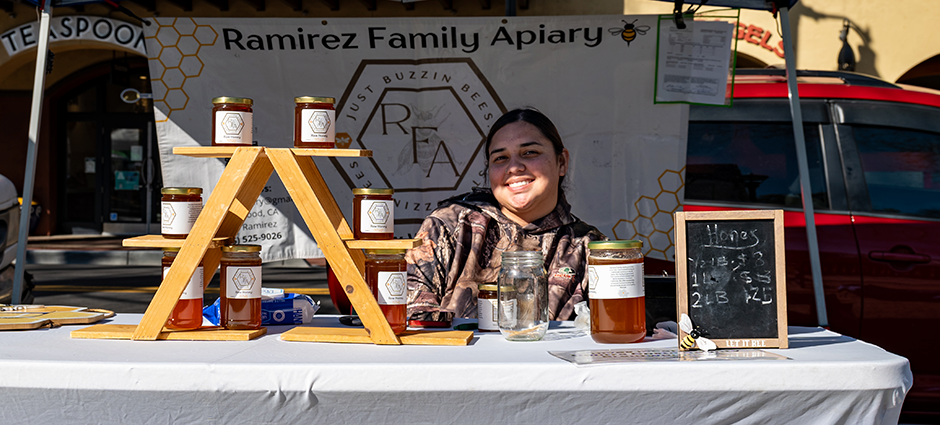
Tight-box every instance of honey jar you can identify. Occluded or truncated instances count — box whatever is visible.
[220,244,262,330]
[588,240,645,343]
[365,249,407,335]
[477,283,501,332]
[211,97,253,146]
[294,96,335,148]
[352,188,394,240]
[162,247,204,330]
[160,187,203,239]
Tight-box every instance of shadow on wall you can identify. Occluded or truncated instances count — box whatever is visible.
[791,3,879,77]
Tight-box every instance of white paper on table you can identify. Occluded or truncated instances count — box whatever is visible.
[655,19,735,105]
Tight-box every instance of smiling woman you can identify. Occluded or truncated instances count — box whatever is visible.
[406,108,607,322]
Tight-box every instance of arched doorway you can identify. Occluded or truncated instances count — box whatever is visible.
[897,54,940,91]
[735,52,768,69]
[51,56,161,235]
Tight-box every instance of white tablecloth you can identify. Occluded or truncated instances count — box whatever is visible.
[0,315,911,425]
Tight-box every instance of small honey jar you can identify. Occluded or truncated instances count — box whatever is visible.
[211,97,253,146]
[220,244,262,330]
[588,240,645,343]
[160,187,203,239]
[294,96,335,148]
[352,188,394,240]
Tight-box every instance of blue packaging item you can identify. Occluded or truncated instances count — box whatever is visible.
[203,291,320,326]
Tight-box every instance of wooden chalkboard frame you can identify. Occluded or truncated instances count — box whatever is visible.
[675,210,788,350]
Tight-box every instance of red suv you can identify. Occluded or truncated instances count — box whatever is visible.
[681,69,940,419]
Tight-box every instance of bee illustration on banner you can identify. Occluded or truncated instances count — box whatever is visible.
[609,19,651,46]
[679,313,717,352]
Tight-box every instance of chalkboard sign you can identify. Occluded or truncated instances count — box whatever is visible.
[675,210,788,350]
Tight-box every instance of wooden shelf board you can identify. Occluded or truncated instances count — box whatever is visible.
[71,324,266,341]
[343,238,423,250]
[123,235,230,248]
[280,326,473,346]
[172,146,245,158]
[290,148,372,157]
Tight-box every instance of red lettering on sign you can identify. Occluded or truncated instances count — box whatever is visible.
[745,25,763,45]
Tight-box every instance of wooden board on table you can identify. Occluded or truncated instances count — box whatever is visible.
[291,148,372,157]
[123,235,231,248]
[674,209,788,350]
[343,238,423,250]
[172,146,240,158]
[280,326,473,346]
[72,324,266,341]
[0,306,114,330]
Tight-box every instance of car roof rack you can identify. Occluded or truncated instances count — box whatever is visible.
[735,69,900,89]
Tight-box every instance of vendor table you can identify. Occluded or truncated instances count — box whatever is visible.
[0,315,910,425]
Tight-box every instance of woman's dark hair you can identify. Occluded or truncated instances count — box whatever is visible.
[484,108,567,191]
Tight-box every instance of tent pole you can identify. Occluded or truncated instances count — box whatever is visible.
[12,0,53,305]
[780,6,829,327]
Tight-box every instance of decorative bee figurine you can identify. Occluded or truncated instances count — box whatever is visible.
[679,313,717,352]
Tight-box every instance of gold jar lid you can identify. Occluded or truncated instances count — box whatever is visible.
[365,249,407,255]
[589,240,643,250]
[478,284,514,292]
[163,247,181,252]
[222,244,262,252]
[212,96,253,105]
[294,96,335,104]
[161,187,202,195]
[353,188,394,195]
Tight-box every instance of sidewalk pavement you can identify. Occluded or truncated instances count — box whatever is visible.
[25,235,322,267]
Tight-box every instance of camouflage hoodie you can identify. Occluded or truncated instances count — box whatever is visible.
[406,188,607,322]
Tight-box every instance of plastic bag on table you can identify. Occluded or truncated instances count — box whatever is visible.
[203,291,320,326]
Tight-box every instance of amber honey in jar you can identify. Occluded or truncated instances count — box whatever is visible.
[220,244,262,330]
[294,96,335,148]
[477,283,501,332]
[588,240,645,343]
[365,249,407,334]
[352,188,394,240]
[162,247,205,330]
[161,187,203,239]
[211,97,253,146]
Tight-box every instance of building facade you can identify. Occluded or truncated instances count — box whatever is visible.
[0,0,937,235]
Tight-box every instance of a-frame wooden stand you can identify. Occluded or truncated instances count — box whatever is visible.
[72,147,473,346]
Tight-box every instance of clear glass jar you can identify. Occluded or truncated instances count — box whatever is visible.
[365,249,407,335]
[294,96,335,148]
[220,244,262,330]
[497,251,548,341]
[211,96,253,146]
[588,240,645,343]
[352,188,394,240]
[160,187,203,239]
[162,248,204,330]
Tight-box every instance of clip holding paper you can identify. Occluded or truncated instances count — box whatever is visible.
[673,0,687,29]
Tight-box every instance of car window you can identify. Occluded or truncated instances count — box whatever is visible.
[852,125,940,219]
[686,122,829,209]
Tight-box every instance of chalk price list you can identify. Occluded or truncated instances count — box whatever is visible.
[688,224,774,309]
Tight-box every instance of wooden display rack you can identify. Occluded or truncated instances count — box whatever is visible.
[72,146,473,346]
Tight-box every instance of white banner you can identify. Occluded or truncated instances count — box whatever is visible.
[144,16,687,263]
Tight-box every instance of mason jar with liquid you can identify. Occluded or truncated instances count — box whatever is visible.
[588,240,645,343]
[211,97,253,146]
[365,249,407,335]
[352,188,394,240]
[294,96,335,148]
[497,251,548,341]
[160,187,203,239]
[162,247,205,330]
[220,244,262,330]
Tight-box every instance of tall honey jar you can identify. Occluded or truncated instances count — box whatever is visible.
[588,240,645,343]
[160,187,203,239]
[162,247,204,330]
[211,97,253,146]
[364,249,407,334]
[352,188,394,240]
[220,244,262,330]
[294,96,335,148]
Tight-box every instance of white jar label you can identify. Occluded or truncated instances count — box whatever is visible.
[163,266,204,300]
[214,111,252,145]
[299,109,335,144]
[376,271,407,305]
[225,266,262,299]
[161,201,202,235]
[359,199,394,234]
[477,298,499,330]
[588,263,644,299]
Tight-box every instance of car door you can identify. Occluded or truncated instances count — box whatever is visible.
[833,99,940,411]
[687,99,862,335]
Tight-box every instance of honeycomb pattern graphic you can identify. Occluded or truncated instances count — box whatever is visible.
[146,17,218,123]
[385,273,406,297]
[232,268,257,291]
[612,167,686,261]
